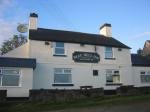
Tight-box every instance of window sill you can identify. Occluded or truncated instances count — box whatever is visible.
[105,58,116,60]
[52,84,74,86]
[106,83,122,86]
[53,54,67,57]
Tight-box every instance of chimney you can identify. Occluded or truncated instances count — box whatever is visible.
[100,23,112,37]
[29,13,38,30]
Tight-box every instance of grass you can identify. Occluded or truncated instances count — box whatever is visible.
[1,95,150,112]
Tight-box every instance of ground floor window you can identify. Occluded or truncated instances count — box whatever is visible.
[54,68,72,83]
[0,68,21,86]
[106,69,120,84]
[140,71,150,83]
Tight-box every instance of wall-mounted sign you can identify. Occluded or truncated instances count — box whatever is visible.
[17,24,28,33]
[72,51,100,63]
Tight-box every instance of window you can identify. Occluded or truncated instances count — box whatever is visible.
[54,42,65,55]
[0,69,20,87]
[93,70,98,76]
[106,70,120,84]
[140,71,150,83]
[105,47,113,59]
[54,68,72,83]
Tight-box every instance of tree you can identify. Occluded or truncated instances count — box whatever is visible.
[0,34,27,55]
[137,48,143,56]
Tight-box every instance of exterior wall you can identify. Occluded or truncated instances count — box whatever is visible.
[2,42,29,58]
[33,63,133,90]
[0,67,33,97]
[132,66,150,87]
[30,40,133,90]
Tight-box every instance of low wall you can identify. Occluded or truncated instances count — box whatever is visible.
[0,90,7,102]
[29,88,104,102]
[117,86,150,96]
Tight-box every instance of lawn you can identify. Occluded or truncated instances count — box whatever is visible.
[1,95,150,112]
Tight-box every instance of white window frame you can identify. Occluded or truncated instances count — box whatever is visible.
[54,68,72,84]
[105,47,113,59]
[140,70,150,83]
[106,69,120,84]
[0,68,22,87]
[53,42,65,55]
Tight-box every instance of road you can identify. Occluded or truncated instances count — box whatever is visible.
[47,101,150,112]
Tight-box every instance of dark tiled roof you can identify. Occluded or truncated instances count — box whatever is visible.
[131,54,150,67]
[29,28,130,49]
[0,57,36,69]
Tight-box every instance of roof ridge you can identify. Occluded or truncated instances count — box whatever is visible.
[37,28,107,38]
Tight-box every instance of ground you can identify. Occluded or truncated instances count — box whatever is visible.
[49,101,150,112]
[1,95,150,112]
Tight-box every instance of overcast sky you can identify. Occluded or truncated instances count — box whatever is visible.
[0,0,150,53]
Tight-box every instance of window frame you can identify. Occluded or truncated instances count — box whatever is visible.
[0,68,22,87]
[140,70,150,83]
[106,69,120,84]
[54,68,72,84]
[105,47,113,59]
[53,42,65,56]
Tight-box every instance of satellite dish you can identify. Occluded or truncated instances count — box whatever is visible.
[17,24,28,33]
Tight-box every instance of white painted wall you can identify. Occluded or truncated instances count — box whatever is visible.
[2,42,29,58]
[30,40,133,90]
[0,68,33,97]
[132,66,150,87]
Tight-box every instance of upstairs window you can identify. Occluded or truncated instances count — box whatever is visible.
[54,42,65,55]
[105,47,113,59]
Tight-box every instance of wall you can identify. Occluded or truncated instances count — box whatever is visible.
[0,67,33,97]
[132,66,150,87]
[29,40,133,90]
[2,42,29,58]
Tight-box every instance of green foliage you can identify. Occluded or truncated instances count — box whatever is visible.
[137,48,143,56]
[0,34,27,55]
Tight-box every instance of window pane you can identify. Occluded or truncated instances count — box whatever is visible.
[106,70,112,74]
[54,68,63,73]
[106,47,112,52]
[2,75,19,86]
[3,69,19,75]
[56,42,64,47]
[54,74,71,83]
[55,48,64,54]
[106,74,113,82]
[105,52,113,58]
[141,75,150,82]
[64,69,71,74]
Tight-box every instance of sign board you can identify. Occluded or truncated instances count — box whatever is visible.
[17,24,28,33]
[72,51,100,63]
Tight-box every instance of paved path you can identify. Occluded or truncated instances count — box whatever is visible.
[47,101,150,112]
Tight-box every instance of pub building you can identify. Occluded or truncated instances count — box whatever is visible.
[1,13,150,97]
